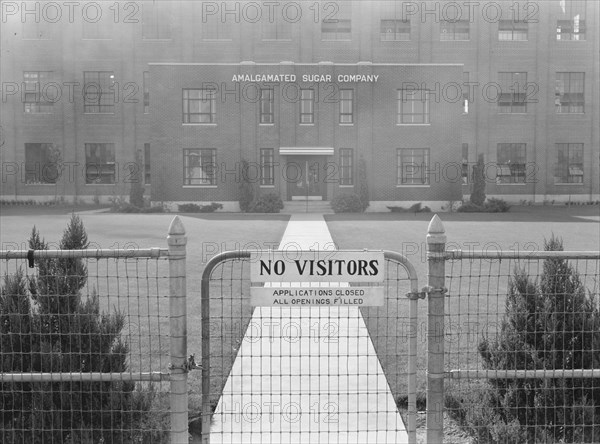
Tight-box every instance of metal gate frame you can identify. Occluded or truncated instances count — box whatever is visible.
[200,250,420,443]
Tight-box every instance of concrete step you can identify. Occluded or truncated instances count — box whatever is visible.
[282,201,333,214]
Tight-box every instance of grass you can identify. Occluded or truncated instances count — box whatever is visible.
[325,207,600,440]
[0,212,290,440]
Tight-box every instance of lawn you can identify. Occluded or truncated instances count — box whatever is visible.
[0,210,290,439]
[326,206,600,439]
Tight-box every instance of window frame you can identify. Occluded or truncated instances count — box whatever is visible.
[496,143,527,184]
[142,1,172,40]
[144,143,151,185]
[498,72,528,114]
[380,19,410,41]
[182,89,217,124]
[24,143,58,185]
[23,71,54,114]
[85,143,116,184]
[440,19,470,41]
[339,89,354,124]
[259,88,275,124]
[555,72,585,114]
[300,89,315,124]
[498,20,528,41]
[183,148,217,186]
[83,71,116,114]
[339,148,354,186]
[555,143,584,184]
[397,89,430,124]
[397,148,430,186]
[260,148,275,186]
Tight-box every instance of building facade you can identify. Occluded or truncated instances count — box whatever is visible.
[1,0,598,209]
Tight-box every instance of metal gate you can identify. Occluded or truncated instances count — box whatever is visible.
[199,250,421,443]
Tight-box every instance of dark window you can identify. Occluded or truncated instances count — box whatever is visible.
[83,71,115,113]
[339,89,354,124]
[183,89,216,123]
[262,15,292,40]
[440,20,469,40]
[143,71,150,114]
[398,89,430,124]
[380,19,410,41]
[183,149,217,185]
[85,143,115,184]
[25,143,58,184]
[142,1,172,39]
[260,89,274,124]
[462,71,470,113]
[23,71,53,113]
[339,148,353,185]
[200,2,234,40]
[498,72,527,113]
[497,143,526,184]
[556,72,585,113]
[144,143,151,184]
[260,148,275,186]
[300,89,314,124]
[462,143,469,184]
[498,20,528,40]
[322,1,352,40]
[397,148,430,185]
[556,143,583,183]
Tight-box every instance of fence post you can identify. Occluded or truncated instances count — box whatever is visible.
[168,216,188,444]
[426,214,446,444]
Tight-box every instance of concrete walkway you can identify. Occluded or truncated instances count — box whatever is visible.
[210,214,408,443]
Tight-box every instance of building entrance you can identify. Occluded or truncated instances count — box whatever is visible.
[286,156,327,200]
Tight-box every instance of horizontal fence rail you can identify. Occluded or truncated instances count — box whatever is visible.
[0,245,174,443]
[441,244,600,443]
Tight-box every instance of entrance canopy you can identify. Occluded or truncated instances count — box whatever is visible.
[279,147,334,156]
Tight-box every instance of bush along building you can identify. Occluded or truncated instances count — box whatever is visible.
[0,1,598,210]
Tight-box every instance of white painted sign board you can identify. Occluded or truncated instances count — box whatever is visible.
[250,250,385,306]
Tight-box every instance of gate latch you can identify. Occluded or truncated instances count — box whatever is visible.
[406,286,448,300]
[169,354,201,372]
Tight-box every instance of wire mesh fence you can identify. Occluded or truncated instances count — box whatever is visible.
[200,251,421,443]
[0,249,172,443]
[442,249,600,443]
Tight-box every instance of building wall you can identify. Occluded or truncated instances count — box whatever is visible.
[1,0,598,204]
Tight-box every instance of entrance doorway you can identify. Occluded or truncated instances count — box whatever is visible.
[286,156,328,200]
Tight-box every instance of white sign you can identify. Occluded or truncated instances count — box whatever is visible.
[250,286,384,307]
[250,251,384,283]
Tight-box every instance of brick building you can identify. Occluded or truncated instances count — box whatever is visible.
[1,1,598,210]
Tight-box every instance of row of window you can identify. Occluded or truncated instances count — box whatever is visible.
[20,70,587,117]
[21,143,585,187]
[20,8,588,43]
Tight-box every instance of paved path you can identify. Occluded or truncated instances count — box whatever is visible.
[210,214,408,443]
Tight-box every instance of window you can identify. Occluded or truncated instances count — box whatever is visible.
[339,89,354,124]
[497,143,526,184]
[398,89,429,124]
[557,0,586,40]
[144,143,151,184]
[260,89,274,124]
[462,71,470,113]
[23,71,53,113]
[262,15,292,40]
[183,149,217,186]
[556,72,585,113]
[322,1,351,40]
[300,89,314,124]
[183,89,216,123]
[556,143,583,183]
[461,143,469,184]
[142,1,172,39]
[85,143,115,184]
[260,148,275,186]
[498,72,527,113]
[339,148,353,185]
[143,71,150,114]
[24,143,58,184]
[83,71,115,113]
[440,16,469,40]
[398,149,429,185]
[498,20,528,40]
[380,19,410,41]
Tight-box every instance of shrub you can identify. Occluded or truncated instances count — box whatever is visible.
[248,193,284,213]
[239,159,255,212]
[0,215,151,443]
[460,236,600,442]
[357,156,369,212]
[485,197,511,213]
[331,193,363,213]
[471,153,486,206]
[178,202,223,213]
